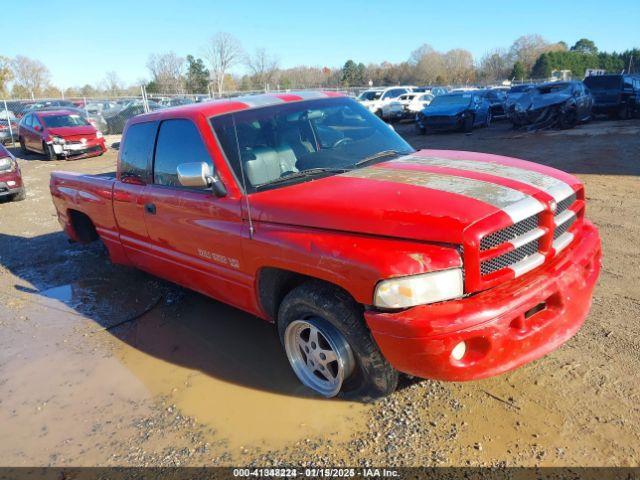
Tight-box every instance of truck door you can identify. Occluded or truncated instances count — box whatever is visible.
[141,118,252,309]
[112,120,158,267]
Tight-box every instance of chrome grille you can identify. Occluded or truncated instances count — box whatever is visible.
[554,214,576,239]
[556,192,576,214]
[480,214,539,251]
[481,240,540,276]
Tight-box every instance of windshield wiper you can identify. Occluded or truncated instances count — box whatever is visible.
[254,167,350,190]
[351,149,407,168]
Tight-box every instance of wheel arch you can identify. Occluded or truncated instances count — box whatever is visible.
[256,266,359,322]
[67,209,99,243]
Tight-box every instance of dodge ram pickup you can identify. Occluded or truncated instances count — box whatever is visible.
[50,92,602,400]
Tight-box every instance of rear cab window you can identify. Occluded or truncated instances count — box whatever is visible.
[119,121,158,183]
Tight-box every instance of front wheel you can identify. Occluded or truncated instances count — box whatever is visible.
[43,142,57,161]
[278,281,398,401]
[462,114,474,133]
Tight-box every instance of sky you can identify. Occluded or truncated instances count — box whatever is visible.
[5,0,640,88]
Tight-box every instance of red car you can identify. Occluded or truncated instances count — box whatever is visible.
[0,144,25,201]
[49,93,601,400]
[18,109,106,160]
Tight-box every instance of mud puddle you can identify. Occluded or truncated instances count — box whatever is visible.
[0,278,368,464]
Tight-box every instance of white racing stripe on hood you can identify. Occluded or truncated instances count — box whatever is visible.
[392,156,575,202]
[343,167,544,222]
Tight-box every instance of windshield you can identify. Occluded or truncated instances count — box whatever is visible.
[429,94,472,107]
[41,114,90,128]
[583,76,621,89]
[538,83,572,95]
[210,97,413,192]
[510,85,533,93]
[358,91,382,101]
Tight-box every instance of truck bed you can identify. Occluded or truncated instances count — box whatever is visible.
[50,170,118,244]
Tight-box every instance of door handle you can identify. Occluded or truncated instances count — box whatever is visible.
[145,203,156,215]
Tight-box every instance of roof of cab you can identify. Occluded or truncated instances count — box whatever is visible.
[132,90,345,123]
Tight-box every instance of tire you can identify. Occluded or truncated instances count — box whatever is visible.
[618,103,630,120]
[462,115,474,133]
[559,108,577,129]
[19,137,27,154]
[277,281,398,401]
[12,188,26,202]
[43,142,56,161]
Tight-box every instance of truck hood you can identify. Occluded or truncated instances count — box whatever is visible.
[249,150,580,245]
[422,104,469,116]
[47,125,97,137]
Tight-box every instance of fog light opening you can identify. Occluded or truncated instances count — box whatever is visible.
[451,341,467,361]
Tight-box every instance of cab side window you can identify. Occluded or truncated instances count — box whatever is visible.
[120,121,158,182]
[153,119,212,188]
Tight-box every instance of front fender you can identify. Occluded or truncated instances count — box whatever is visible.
[244,223,462,305]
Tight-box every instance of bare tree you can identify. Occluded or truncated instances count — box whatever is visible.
[146,52,185,93]
[444,49,476,85]
[509,35,565,74]
[103,71,124,96]
[205,32,244,95]
[0,56,13,96]
[478,48,512,82]
[11,56,51,98]
[246,48,279,90]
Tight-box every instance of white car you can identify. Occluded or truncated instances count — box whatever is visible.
[396,92,435,117]
[357,87,414,121]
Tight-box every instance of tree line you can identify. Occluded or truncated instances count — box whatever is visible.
[1,34,638,99]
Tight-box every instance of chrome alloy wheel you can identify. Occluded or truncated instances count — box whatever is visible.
[284,318,355,397]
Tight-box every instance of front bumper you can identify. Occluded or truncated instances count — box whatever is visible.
[52,138,106,159]
[365,220,601,381]
[417,115,464,131]
[0,173,23,196]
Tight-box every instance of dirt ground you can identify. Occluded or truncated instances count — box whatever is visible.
[0,119,639,467]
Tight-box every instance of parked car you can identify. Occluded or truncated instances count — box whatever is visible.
[18,100,77,118]
[509,81,593,129]
[583,74,640,119]
[103,101,162,135]
[49,92,601,399]
[505,84,536,112]
[0,143,25,201]
[357,86,413,120]
[416,91,492,133]
[18,109,107,160]
[478,89,508,118]
[397,92,434,118]
[0,111,19,145]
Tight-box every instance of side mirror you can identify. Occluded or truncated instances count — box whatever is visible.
[177,162,227,197]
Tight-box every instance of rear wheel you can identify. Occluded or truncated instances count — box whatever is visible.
[278,281,398,401]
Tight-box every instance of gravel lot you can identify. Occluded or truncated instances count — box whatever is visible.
[0,119,638,467]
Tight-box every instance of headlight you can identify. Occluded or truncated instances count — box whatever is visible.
[0,156,13,171]
[374,269,464,309]
[96,131,103,138]
[52,136,66,145]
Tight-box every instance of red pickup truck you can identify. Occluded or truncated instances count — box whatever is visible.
[50,93,601,400]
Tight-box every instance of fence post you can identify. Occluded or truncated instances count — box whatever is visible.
[140,85,149,113]
[3,98,15,147]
